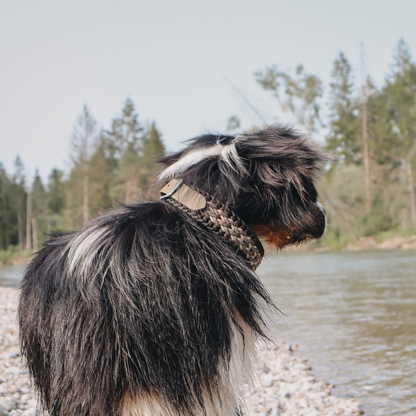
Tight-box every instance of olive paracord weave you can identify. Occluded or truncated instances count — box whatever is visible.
[161,183,264,271]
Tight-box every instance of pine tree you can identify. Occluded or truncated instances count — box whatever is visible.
[45,168,66,234]
[31,169,48,249]
[88,135,114,214]
[10,156,26,250]
[105,98,144,159]
[140,122,165,198]
[376,39,416,225]
[48,168,65,215]
[0,163,10,250]
[360,45,372,212]
[105,98,145,203]
[68,105,97,226]
[65,166,83,230]
[326,52,360,165]
[141,122,165,165]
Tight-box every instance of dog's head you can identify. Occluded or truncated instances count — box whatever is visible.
[158,126,327,250]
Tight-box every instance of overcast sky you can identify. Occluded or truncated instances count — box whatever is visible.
[1,0,415,183]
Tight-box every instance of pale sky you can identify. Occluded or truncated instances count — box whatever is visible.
[1,0,415,183]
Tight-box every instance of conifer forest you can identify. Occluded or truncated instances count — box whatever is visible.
[1,39,416,259]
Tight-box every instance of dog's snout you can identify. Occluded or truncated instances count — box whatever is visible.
[311,201,327,237]
[316,201,326,215]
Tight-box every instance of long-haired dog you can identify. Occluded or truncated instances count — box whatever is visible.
[19,126,326,416]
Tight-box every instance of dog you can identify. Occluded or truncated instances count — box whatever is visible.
[19,126,326,416]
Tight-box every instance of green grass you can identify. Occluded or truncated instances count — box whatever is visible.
[374,228,416,244]
[320,227,416,250]
[320,233,355,250]
[0,246,32,265]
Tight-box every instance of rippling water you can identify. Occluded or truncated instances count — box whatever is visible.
[258,250,416,416]
[1,250,415,415]
[0,264,26,288]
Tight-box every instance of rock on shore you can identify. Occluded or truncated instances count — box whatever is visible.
[345,235,416,251]
[0,287,363,416]
[0,288,40,416]
[245,344,363,416]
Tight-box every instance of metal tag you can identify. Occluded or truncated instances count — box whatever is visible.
[160,179,206,210]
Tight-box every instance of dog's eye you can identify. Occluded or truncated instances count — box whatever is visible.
[290,184,304,204]
[307,184,318,203]
[300,178,318,203]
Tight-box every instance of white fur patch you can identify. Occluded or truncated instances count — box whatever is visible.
[66,225,112,282]
[159,137,246,181]
[220,140,246,173]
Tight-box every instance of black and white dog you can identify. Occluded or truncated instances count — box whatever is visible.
[19,126,326,416]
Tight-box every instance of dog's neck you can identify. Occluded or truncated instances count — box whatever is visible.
[160,179,264,271]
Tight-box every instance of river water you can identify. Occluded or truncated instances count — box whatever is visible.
[258,250,416,416]
[0,264,26,288]
[1,250,415,415]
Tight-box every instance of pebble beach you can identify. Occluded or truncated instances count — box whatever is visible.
[0,287,363,416]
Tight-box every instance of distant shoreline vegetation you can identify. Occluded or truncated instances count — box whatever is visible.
[1,232,416,267]
[1,39,416,253]
[0,246,32,266]
[0,99,165,254]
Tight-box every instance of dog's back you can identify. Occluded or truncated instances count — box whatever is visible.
[19,126,326,415]
[19,202,271,415]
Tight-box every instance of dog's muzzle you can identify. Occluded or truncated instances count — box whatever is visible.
[284,201,327,246]
[316,202,327,235]
[300,201,327,241]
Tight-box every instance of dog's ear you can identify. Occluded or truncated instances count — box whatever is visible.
[157,134,247,182]
[238,127,327,199]
[157,127,325,183]
[156,127,326,209]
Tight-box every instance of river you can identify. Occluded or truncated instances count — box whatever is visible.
[258,250,416,416]
[1,250,415,415]
[0,264,26,289]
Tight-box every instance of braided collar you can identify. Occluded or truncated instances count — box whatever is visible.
[160,179,264,271]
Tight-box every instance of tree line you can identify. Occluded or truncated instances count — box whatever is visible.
[0,98,165,253]
[230,38,416,247]
[1,39,416,254]
[325,39,416,246]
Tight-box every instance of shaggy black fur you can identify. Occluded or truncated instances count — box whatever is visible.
[159,127,326,241]
[19,126,326,416]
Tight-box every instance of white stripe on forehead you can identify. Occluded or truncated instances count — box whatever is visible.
[158,137,246,180]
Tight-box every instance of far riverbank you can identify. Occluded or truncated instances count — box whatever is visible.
[288,234,416,253]
[2,234,416,267]
[0,249,32,267]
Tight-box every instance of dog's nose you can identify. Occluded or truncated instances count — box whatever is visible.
[316,201,326,215]
[315,202,327,236]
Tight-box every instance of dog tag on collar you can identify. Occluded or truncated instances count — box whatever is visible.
[160,179,206,210]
